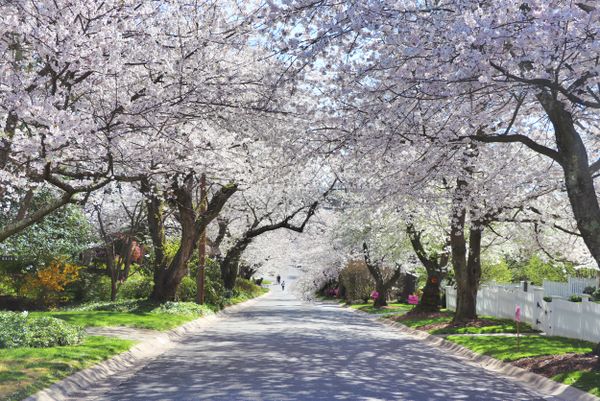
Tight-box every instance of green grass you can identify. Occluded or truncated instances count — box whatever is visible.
[430,318,537,335]
[0,336,135,401]
[225,286,269,306]
[349,302,414,315]
[30,311,199,331]
[262,279,272,285]
[553,370,600,397]
[393,311,453,329]
[389,311,536,335]
[446,335,594,361]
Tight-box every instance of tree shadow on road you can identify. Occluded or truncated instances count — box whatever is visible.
[89,299,546,401]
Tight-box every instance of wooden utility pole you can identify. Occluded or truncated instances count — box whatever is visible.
[196,174,207,304]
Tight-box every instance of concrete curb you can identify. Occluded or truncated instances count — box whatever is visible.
[25,291,271,401]
[342,305,599,401]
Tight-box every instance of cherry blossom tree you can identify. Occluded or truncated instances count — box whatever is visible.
[86,183,146,301]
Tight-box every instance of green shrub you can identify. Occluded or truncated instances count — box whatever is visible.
[0,311,29,348]
[118,274,153,300]
[25,316,84,347]
[0,311,84,349]
[593,288,600,301]
[569,295,583,302]
[70,270,111,302]
[68,299,151,312]
[205,260,225,309]
[151,301,213,316]
[234,277,260,295]
[339,260,374,302]
[543,296,553,303]
[583,286,596,295]
[176,276,197,302]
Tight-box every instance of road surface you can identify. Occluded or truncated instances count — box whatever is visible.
[71,281,554,401]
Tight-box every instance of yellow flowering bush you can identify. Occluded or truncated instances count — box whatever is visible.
[21,259,81,305]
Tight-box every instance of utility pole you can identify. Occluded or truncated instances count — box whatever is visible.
[196,173,207,304]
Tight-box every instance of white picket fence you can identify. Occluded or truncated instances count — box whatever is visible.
[446,284,600,343]
[543,276,597,298]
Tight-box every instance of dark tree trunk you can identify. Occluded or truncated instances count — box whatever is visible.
[146,177,237,303]
[406,223,449,312]
[110,275,118,302]
[399,274,416,303]
[537,93,600,267]
[221,240,249,290]
[418,274,441,311]
[450,173,485,323]
[373,283,388,307]
[451,215,484,322]
[362,243,402,309]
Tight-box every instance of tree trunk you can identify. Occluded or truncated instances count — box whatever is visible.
[450,175,479,322]
[196,174,207,304]
[374,280,388,307]
[147,177,237,303]
[110,276,118,302]
[538,93,600,266]
[221,240,249,290]
[399,274,416,303]
[454,222,483,322]
[416,273,441,312]
[406,223,448,312]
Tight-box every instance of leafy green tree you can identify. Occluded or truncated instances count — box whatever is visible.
[480,259,513,284]
[509,255,575,286]
[0,192,94,265]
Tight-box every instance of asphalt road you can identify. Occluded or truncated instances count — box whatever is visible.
[72,283,555,401]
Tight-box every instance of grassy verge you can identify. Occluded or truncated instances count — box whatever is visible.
[0,336,135,401]
[553,370,600,397]
[29,310,199,331]
[349,302,414,315]
[30,280,269,331]
[316,295,344,303]
[446,335,594,362]
[390,311,537,335]
[392,311,453,328]
[225,286,269,306]
[385,307,598,397]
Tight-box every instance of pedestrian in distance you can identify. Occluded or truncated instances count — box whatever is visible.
[276,275,281,284]
[281,281,285,291]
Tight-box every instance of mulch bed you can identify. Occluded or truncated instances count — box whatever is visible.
[512,353,599,377]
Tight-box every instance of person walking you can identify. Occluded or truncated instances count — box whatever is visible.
[276,275,281,284]
[281,281,285,291]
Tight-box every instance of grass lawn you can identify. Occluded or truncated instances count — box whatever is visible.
[225,286,269,306]
[553,370,600,397]
[391,311,537,335]
[349,302,414,315]
[30,311,199,331]
[430,318,537,335]
[0,336,135,401]
[391,310,453,328]
[446,335,594,362]
[316,295,345,303]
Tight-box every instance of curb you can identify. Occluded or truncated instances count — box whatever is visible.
[344,306,599,401]
[25,291,271,401]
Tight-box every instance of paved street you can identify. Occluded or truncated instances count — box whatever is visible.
[71,283,554,401]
